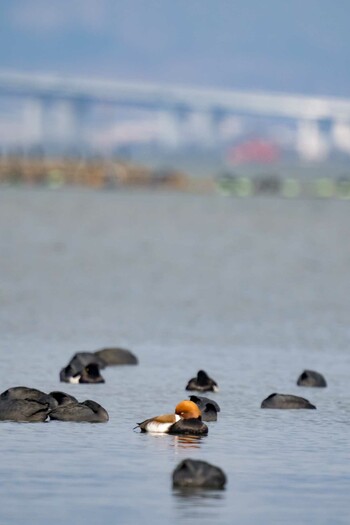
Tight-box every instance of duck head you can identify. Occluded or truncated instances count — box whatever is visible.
[175,400,202,420]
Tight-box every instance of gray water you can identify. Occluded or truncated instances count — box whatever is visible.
[1,187,350,525]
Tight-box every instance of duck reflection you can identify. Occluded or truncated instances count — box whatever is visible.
[172,434,206,450]
[173,488,225,501]
[173,488,225,519]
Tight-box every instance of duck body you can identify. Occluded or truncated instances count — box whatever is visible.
[61,363,105,384]
[138,413,181,433]
[172,459,226,489]
[137,400,208,435]
[1,386,58,409]
[60,347,138,382]
[261,393,316,409]
[94,347,138,365]
[49,391,79,406]
[185,370,218,393]
[189,395,220,422]
[49,399,109,423]
[168,418,208,435]
[0,398,51,422]
[297,370,327,387]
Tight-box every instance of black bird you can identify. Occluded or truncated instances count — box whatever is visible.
[59,347,138,382]
[172,459,226,489]
[186,370,219,393]
[189,395,220,421]
[0,386,58,409]
[61,363,105,384]
[0,398,51,422]
[0,386,56,422]
[297,370,327,387]
[49,399,109,423]
[261,393,316,409]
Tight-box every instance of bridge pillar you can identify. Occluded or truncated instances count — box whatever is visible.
[22,98,42,145]
[296,119,329,161]
[332,120,350,154]
[37,97,89,152]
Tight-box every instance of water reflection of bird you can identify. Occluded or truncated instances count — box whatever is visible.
[173,434,204,450]
[135,400,208,435]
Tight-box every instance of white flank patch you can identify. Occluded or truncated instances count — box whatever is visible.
[213,385,219,393]
[146,414,180,433]
[68,375,81,384]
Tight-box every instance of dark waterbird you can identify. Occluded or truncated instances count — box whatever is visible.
[0,386,58,409]
[49,399,109,423]
[172,459,226,489]
[61,363,105,384]
[297,370,327,387]
[0,386,55,422]
[189,395,220,421]
[59,347,138,382]
[261,393,316,409]
[185,370,219,393]
[0,399,51,422]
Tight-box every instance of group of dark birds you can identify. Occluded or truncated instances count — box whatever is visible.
[0,346,327,490]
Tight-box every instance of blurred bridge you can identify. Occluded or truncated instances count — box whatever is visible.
[1,70,350,159]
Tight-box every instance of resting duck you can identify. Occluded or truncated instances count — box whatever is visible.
[297,370,327,387]
[261,393,316,409]
[49,399,109,423]
[0,386,57,422]
[59,348,138,382]
[172,458,227,489]
[136,400,208,435]
[64,363,105,384]
[189,395,221,421]
[185,370,219,393]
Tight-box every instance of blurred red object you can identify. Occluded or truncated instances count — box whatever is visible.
[227,138,280,164]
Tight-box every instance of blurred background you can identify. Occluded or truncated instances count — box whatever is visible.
[1,0,350,192]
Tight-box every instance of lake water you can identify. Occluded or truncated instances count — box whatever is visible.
[1,187,350,525]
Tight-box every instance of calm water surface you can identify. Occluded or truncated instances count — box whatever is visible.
[0,188,349,524]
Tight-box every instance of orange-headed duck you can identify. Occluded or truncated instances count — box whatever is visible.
[185,370,219,393]
[136,400,208,435]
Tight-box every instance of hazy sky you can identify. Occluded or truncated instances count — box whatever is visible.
[1,0,349,97]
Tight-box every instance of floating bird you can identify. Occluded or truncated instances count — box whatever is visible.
[189,395,220,421]
[49,391,79,406]
[94,347,138,365]
[59,347,138,382]
[261,393,316,409]
[63,363,105,384]
[297,370,327,387]
[49,399,109,423]
[185,370,219,393]
[0,387,54,422]
[136,400,208,435]
[172,458,227,489]
[0,386,58,409]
